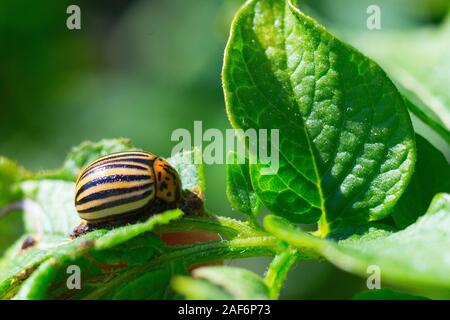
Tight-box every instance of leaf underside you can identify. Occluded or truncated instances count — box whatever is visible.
[173,265,270,300]
[226,151,261,217]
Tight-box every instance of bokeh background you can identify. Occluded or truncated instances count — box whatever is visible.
[1,0,449,299]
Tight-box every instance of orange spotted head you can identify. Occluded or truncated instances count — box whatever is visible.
[153,157,182,205]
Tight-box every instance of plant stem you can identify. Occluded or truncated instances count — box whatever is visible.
[314,214,330,238]
[154,236,278,267]
[155,215,266,239]
[264,247,298,300]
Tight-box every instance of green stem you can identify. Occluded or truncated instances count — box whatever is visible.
[403,91,450,143]
[160,236,278,266]
[264,247,298,300]
[155,215,266,239]
[314,214,330,238]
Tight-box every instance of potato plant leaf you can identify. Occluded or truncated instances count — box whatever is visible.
[167,146,205,200]
[0,139,207,299]
[0,210,183,299]
[264,193,450,299]
[223,0,416,233]
[172,265,270,300]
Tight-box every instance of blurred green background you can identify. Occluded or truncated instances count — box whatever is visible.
[1,0,449,299]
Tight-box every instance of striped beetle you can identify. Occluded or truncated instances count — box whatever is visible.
[74,151,181,223]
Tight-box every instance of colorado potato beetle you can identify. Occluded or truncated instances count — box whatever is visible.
[74,151,181,223]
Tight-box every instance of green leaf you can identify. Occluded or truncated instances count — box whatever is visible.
[0,210,183,299]
[12,235,174,300]
[173,266,270,300]
[392,135,450,228]
[352,289,429,300]
[167,147,205,199]
[264,193,450,299]
[223,0,416,233]
[13,259,58,300]
[20,180,82,235]
[107,266,183,300]
[172,276,234,300]
[226,151,261,217]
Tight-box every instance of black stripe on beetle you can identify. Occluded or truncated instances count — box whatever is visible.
[79,163,149,180]
[75,174,151,198]
[76,182,154,205]
[88,152,154,166]
[77,189,154,213]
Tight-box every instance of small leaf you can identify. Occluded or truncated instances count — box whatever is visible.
[167,147,205,199]
[223,0,416,233]
[392,135,450,228]
[172,276,233,300]
[264,193,450,299]
[173,266,270,300]
[94,209,183,249]
[108,266,183,300]
[0,210,182,299]
[226,151,261,217]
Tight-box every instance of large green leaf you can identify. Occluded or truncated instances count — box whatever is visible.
[264,193,450,299]
[0,210,183,299]
[223,0,416,233]
[173,265,270,300]
[392,135,450,228]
